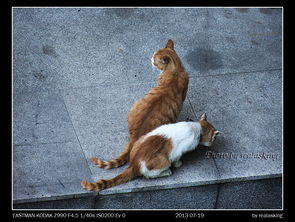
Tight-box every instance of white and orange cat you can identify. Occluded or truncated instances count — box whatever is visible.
[81,114,219,191]
[90,39,189,169]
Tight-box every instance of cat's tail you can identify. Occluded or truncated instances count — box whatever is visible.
[81,167,136,192]
[91,142,132,169]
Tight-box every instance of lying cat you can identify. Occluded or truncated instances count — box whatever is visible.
[81,113,219,191]
[91,39,189,169]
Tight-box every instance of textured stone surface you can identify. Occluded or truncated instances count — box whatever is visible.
[14,178,281,209]
[13,142,92,203]
[14,196,96,209]
[96,185,218,209]
[13,7,282,206]
[188,70,282,181]
[216,177,282,209]
[13,8,282,93]
[13,89,77,145]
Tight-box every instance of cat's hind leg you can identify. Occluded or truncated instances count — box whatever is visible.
[141,165,172,179]
[140,157,172,179]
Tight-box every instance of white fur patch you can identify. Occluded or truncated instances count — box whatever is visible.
[151,56,154,67]
[139,161,169,178]
[151,51,156,67]
[146,122,201,162]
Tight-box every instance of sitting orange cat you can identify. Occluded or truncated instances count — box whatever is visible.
[91,39,189,169]
[81,114,219,191]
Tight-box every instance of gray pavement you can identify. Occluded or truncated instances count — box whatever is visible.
[13,7,282,208]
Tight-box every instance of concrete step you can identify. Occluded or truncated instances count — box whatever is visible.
[13,7,282,209]
[14,177,282,209]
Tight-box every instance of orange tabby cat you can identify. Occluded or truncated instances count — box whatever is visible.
[81,114,219,191]
[91,40,189,168]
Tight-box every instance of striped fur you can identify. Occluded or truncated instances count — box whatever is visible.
[91,142,132,169]
[81,167,136,192]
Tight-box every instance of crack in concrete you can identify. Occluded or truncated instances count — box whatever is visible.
[189,68,281,80]
[188,96,223,209]
[187,97,198,119]
[57,179,65,188]
[14,140,77,147]
[56,68,281,94]
[213,183,221,209]
[59,92,93,177]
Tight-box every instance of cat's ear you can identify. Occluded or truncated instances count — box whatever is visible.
[214,131,220,135]
[165,39,174,50]
[200,113,207,120]
[160,56,170,64]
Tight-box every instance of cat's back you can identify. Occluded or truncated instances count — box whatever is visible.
[128,76,188,124]
[147,121,200,140]
[127,40,189,140]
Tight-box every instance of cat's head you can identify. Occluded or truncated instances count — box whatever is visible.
[151,39,178,71]
[198,113,220,147]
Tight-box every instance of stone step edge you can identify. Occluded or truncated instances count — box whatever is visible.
[13,173,282,205]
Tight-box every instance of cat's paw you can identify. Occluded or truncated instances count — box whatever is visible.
[158,169,172,177]
[164,169,172,176]
[173,160,182,168]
